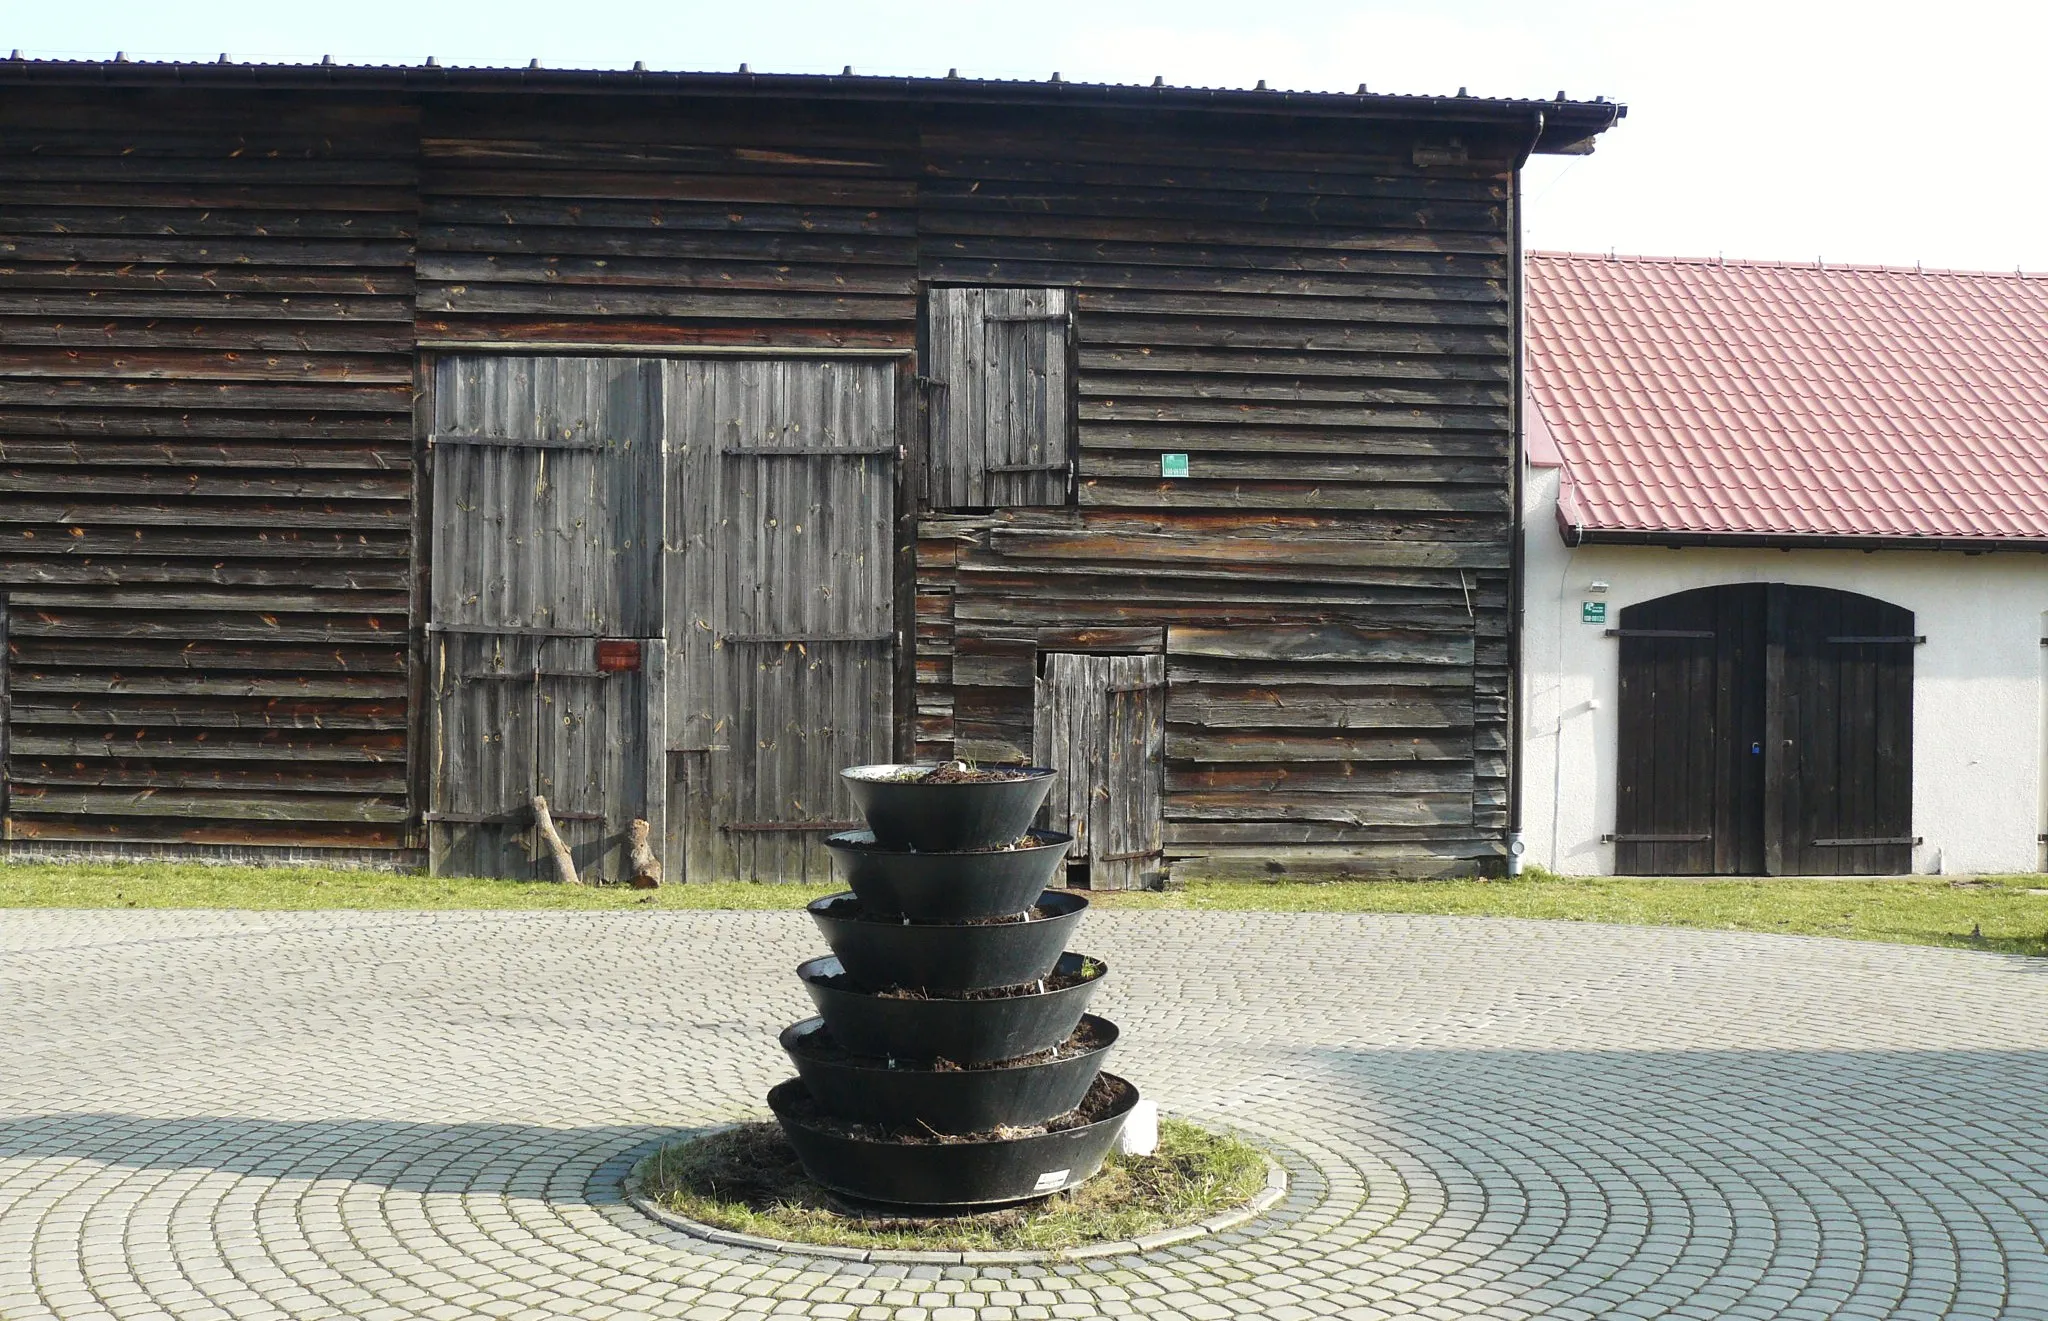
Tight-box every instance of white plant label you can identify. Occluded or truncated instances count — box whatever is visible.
[1033,1169,1071,1193]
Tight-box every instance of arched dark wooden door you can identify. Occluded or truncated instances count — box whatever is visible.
[1615,584,1914,876]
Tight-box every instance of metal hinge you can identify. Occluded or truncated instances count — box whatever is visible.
[1604,629,1714,639]
[1812,836,1922,847]
[1825,635,1926,645]
[1602,833,1711,843]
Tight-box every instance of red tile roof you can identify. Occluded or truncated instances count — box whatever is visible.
[1524,252,2048,544]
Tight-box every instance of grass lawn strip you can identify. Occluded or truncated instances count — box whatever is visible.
[2,862,2044,957]
[636,1117,1267,1253]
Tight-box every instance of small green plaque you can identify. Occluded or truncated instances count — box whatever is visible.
[1582,600,1607,626]
[1160,452,1190,478]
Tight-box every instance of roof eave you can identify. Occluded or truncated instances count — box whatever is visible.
[0,59,1625,152]
[1568,527,2048,554]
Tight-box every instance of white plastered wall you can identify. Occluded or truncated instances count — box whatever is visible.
[1521,463,2048,876]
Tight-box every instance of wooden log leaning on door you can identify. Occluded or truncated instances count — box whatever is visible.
[531,795,582,885]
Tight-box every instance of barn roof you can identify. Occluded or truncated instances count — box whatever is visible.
[0,55,1623,155]
[1525,252,2048,548]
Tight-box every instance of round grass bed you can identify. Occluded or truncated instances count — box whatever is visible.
[636,1116,1271,1253]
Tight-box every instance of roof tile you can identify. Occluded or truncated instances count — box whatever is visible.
[1526,252,2048,542]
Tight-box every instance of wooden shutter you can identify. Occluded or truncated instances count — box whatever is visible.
[926,287,1071,509]
[1033,652,1166,890]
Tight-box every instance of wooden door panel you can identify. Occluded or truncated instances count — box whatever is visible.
[1033,651,1165,890]
[666,358,897,881]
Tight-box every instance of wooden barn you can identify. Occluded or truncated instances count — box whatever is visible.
[0,58,1621,884]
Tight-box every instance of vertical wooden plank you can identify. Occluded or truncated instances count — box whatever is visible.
[1763,582,1788,877]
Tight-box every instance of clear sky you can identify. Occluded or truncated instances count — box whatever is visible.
[9,0,2042,272]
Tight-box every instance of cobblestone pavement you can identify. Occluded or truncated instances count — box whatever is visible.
[4,909,2047,1321]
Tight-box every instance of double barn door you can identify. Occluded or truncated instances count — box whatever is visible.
[427,355,895,882]
[1615,584,1915,876]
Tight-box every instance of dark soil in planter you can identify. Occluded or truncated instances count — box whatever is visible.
[833,831,1043,854]
[914,763,1039,785]
[842,961,1099,1001]
[776,1073,1126,1144]
[791,1018,1112,1071]
[815,895,1056,927]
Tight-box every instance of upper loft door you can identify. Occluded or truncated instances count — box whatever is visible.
[426,356,664,881]
[925,287,1071,508]
[1614,583,1913,876]
[666,359,898,883]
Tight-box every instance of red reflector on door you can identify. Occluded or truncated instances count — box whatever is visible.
[596,639,642,672]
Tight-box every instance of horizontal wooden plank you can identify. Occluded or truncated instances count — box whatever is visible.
[953,596,1484,632]
[920,256,1504,303]
[10,638,406,673]
[0,182,418,211]
[12,672,406,698]
[0,234,417,267]
[0,466,409,499]
[424,223,913,265]
[414,316,913,350]
[0,526,412,559]
[11,697,406,730]
[9,586,408,612]
[919,152,1504,204]
[1167,728,1471,762]
[1166,685,1474,730]
[1165,661,1474,689]
[8,761,408,794]
[0,561,410,591]
[1165,791,1473,827]
[0,408,412,441]
[916,234,1506,282]
[414,284,916,321]
[917,208,1506,256]
[1077,343,1511,384]
[0,206,417,240]
[10,731,404,762]
[1167,762,1472,794]
[0,348,413,385]
[0,496,410,528]
[1080,315,1509,359]
[1083,398,1507,431]
[0,379,411,412]
[0,157,418,186]
[4,815,407,849]
[1169,625,1477,666]
[1082,450,1503,483]
[0,264,415,295]
[984,528,1507,571]
[1166,817,1474,842]
[5,787,409,823]
[0,317,415,354]
[1079,479,1509,514]
[417,252,915,294]
[420,195,916,236]
[421,135,912,175]
[425,167,913,208]
[1168,849,1487,881]
[0,291,414,321]
[918,180,1501,232]
[9,611,404,643]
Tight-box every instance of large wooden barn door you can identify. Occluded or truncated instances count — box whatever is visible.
[426,357,664,881]
[1613,586,1766,875]
[1615,584,1913,876]
[1771,586,1917,876]
[1032,652,1166,890]
[666,360,896,883]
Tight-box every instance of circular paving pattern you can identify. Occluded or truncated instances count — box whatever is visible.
[4,908,2047,1320]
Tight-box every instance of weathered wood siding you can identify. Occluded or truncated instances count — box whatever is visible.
[0,91,419,854]
[915,108,1519,878]
[416,96,919,351]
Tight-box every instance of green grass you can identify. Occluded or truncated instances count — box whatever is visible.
[3,860,2045,956]
[636,1117,1268,1252]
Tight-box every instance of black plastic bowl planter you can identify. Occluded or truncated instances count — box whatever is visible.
[797,951,1107,1064]
[808,890,1086,993]
[825,829,1073,920]
[769,1073,1140,1208]
[779,1015,1117,1131]
[841,763,1058,852]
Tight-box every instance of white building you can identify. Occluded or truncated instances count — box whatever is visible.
[1520,254,2048,877]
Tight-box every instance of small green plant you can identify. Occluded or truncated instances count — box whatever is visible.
[638,1117,1268,1253]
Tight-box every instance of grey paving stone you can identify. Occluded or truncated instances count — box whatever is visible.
[3,909,2047,1319]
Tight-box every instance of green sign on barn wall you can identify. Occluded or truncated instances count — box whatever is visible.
[1582,600,1607,625]
[1160,453,1190,478]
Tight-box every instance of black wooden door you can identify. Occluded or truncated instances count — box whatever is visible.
[1615,584,1912,876]
[1614,585,1766,875]
[1769,586,1916,876]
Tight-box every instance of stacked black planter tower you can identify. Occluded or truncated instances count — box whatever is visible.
[768,763,1139,1209]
